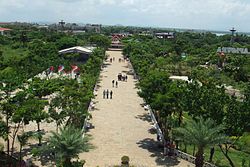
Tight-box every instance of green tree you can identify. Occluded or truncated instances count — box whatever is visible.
[56,36,78,50]
[89,34,111,49]
[0,69,21,155]
[48,97,67,132]
[184,79,228,124]
[175,117,226,167]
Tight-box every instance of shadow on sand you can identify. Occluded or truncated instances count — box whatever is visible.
[95,84,102,90]
[135,113,152,123]
[137,138,181,166]
[21,142,54,166]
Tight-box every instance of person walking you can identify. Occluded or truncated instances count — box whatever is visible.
[112,80,115,87]
[125,75,128,82]
[115,81,118,88]
[110,90,113,99]
[106,89,109,99]
[103,90,106,99]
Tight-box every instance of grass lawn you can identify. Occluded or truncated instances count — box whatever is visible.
[178,143,250,167]
[0,45,29,72]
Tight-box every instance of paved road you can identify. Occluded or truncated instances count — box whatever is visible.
[80,51,194,167]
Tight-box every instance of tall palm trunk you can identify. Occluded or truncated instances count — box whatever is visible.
[195,147,204,167]
[63,157,71,167]
[193,145,196,156]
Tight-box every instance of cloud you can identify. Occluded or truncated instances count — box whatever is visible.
[0,0,249,32]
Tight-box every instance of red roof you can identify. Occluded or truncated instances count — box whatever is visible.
[0,27,11,31]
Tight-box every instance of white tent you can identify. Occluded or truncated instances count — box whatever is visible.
[59,46,94,55]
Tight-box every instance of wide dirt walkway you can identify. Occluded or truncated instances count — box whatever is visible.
[80,51,194,167]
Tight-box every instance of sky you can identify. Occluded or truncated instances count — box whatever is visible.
[0,0,250,32]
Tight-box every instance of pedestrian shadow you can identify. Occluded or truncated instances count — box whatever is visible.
[92,107,100,111]
[102,63,111,68]
[97,79,102,84]
[137,138,181,166]
[89,104,99,111]
[121,69,134,76]
[122,65,129,68]
[95,84,101,90]
[135,113,152,123]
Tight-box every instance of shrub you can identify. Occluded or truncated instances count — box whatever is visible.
[121,155,130,165]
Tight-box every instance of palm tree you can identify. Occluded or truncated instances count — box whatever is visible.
[48,126,88,166]
[175,117,226,167]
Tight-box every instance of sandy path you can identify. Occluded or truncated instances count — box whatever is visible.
[80,51,194,167]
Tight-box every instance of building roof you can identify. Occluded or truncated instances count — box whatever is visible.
[58,46,94,54]
[0,27,12,31]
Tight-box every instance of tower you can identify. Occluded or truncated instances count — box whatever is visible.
[58,20,65,30]
[230,27,236,45]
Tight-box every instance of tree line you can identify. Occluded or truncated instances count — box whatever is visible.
[123,33,250,167]
[0,25,109,166]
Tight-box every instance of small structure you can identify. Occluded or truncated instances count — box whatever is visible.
[58,20,65,30]
[155,32,175,39]
[110,33,126,49]
[0,27,11,35]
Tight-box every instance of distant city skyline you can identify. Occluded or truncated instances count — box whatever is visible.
[0,0,250,32]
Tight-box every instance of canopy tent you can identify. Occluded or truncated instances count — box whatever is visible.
[58,46,94,55]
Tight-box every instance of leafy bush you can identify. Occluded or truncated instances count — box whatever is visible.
[121,155,130,165]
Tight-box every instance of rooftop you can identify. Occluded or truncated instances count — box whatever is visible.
[0,27,12,31]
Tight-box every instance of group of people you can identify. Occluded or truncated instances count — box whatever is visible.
[117,73,128,81]
[110,57,115,63]
[112,80,118,88]
[102,56,130,100]
[103,89,113,99]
